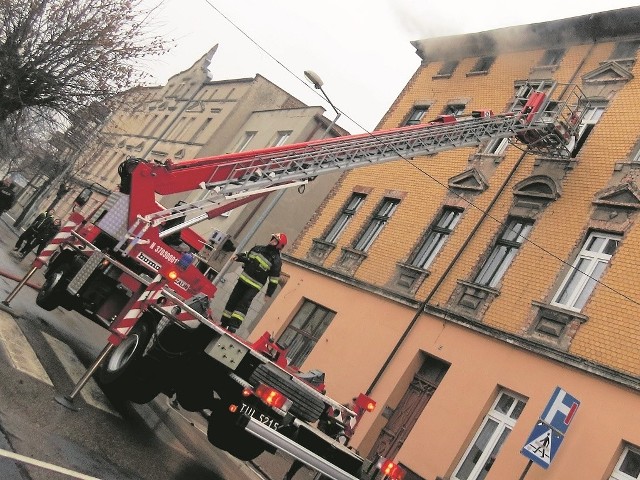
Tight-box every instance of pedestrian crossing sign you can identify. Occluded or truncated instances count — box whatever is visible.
[521,421,564,469]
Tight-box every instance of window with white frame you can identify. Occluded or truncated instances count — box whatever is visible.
[552,231,620,311]
[611,445,640,480]
[324,193,366,243]
[235,131,257,152]
[474,218,533,288]
[410,207,462,269]
[453,390,527,480]
[483,137,509,155]
[277,300,335,367]
[272,131,292,147]
[353,197,399,252]
[572,104,606,157]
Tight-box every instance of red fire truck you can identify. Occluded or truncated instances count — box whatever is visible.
[31,82,583,480]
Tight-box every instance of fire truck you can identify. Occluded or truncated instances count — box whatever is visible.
[32,82,583,480]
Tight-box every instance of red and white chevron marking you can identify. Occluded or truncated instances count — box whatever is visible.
[109,274,165,339]
[32,212,85,269]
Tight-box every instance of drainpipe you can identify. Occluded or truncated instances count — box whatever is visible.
[366,148,530,395]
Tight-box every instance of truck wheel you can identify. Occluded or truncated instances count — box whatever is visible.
[36,264,69,311]
[206,400,265,461]
[98,319,161,403]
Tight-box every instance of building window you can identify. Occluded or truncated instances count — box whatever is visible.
[443,103,466,116]
[324,193,366,243]
[609,40,640,62]
[611,445,640,480]
[148,115,169,138]
[468,56,495,75]
[277,300,335,367]
[474,218,533,288]
[410,207,462,269]
[272,131,292,147]
[405,106,429,126]
[551,231,620,311]
[453,390,526,480]
[235,131,257,152]
[538,48,565,67]
[435,60,459,77]
[353,197,399,252]
[140,114,159,136]
[572,104,606,157]
[483,137,509,155]
[189,118,213,143]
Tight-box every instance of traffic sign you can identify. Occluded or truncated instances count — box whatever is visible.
[521,421,564,469]
[540,387,580,435]
[520,387,580,470]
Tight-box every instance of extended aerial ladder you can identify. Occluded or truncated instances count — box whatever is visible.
[120,81,585,253]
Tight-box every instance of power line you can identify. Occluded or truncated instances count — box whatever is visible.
[200,0,640,310]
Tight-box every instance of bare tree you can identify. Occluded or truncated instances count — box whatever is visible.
[0,0,168,124]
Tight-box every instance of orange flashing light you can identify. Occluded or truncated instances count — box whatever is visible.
[366,401,376,412]
[379,459,405,480]
[255,384,287,409]
[228,404,238,413]
[242,387,253,397]
[167,270,178,280]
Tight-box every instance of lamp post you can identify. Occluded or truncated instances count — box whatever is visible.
[304,70,341,137]
[210,71,343,337]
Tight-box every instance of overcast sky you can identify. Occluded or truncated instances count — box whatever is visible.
[140,0,640,133]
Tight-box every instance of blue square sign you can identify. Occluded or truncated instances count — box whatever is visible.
[521,421,564,469]
[540,387,580,435]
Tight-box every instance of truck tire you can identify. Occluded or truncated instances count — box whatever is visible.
[36,264,70,311]
[98,319,161,403]
[249,364,325,423]
[206,400,265,461]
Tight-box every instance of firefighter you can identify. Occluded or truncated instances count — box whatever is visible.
[220,233,286,333]
[14,209,54,253]
[0,177,16,215]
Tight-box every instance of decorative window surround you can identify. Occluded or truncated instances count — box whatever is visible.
[308,238,336,264]
[528,301,588,350]
[334,247,368,276]
[455,280,499,314]
[394,262,430,294]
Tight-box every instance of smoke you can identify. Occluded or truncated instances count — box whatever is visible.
[397,3,640,62]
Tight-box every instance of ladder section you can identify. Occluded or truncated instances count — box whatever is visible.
[197,115,558,198]
[129,82,586,243]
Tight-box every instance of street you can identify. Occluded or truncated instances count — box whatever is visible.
[0,214,268,480]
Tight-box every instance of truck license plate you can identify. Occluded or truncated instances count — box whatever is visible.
[239,403,281,430]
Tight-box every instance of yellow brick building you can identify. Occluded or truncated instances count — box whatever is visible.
[251,7,640,480]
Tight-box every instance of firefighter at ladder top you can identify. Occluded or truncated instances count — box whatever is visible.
[221,233,287,333]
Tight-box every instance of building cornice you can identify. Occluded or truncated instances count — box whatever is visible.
[412,6,640,62]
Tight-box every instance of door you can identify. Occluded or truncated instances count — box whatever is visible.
[369,356,448,461]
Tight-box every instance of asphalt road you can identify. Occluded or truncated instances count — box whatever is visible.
[0,214,266,480]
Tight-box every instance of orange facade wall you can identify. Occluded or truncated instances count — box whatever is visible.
[252,263,640,479]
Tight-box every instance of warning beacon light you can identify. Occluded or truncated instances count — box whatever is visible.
[378,459,406,480]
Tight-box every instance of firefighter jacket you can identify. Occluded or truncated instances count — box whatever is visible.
[27,212,53,233]
[0,184,15,212]
[236,244,282,296]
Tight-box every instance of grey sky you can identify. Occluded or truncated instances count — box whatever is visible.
[141,0,640,133]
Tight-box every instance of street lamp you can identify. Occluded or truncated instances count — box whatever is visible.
[304,70,341,138]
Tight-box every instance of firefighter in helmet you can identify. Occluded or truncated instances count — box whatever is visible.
[221,233,287,333]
